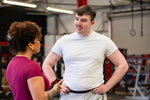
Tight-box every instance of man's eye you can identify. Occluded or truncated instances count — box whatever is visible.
[81,19,87,22]
[75,18,79,21]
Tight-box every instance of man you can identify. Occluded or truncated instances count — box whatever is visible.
[42,5,129,100]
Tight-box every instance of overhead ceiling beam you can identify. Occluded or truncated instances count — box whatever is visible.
[3,0,37,8]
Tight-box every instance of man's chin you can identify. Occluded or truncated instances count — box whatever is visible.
[77,30,82,33]
[77,31,82,34]
[77,32,86,36]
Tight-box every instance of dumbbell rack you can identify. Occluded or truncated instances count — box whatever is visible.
[126,64,150,100]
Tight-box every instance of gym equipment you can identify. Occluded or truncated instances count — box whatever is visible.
[130,0,136,36]
[126,63,150,100]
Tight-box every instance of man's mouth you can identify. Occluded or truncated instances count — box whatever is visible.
[76,26,82,30]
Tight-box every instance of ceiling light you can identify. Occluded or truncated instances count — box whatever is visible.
[47,7,74,14]
[3,0,37,8]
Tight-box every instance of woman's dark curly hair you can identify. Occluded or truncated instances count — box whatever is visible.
[7,21,42,55]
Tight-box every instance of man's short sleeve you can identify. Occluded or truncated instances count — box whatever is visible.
[51,35,66,57]
[105,37,118,57]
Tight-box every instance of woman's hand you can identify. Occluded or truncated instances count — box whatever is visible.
[52,79,63,95]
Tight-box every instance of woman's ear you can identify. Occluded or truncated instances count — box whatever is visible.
[28,42,33,50]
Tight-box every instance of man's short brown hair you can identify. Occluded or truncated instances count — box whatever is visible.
[75,5,96,21]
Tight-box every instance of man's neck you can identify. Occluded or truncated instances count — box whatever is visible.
[78,30,92,37]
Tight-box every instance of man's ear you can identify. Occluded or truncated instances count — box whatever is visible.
[91,21,95,26]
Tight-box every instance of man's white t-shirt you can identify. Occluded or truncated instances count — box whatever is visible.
[51,31,118,91]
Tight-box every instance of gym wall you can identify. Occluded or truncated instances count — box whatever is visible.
[46,9,150,55]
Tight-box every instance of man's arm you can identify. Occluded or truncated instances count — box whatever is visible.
[92,49,129,93]
[42,51,61,83]
[105,49,129,90]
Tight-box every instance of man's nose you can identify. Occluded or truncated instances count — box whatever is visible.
[77,20,82,25]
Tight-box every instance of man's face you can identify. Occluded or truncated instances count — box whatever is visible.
[74,14,94,36]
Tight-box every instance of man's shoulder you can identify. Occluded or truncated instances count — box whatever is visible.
[92,31,109,39]
[60,32,76,39]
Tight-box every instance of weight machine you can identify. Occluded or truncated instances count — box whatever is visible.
[126,64,150,100]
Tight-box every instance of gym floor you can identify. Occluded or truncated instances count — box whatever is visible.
[51,91,132,100]
[1,90,150,100]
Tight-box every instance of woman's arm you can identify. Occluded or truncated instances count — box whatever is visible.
[28,76,63,100]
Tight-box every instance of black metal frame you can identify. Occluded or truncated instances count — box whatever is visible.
[0,43,2,91]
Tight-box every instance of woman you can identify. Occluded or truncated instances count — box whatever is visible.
[6,21,63,100]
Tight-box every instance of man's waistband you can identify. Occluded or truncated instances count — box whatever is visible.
[70,89,92,93]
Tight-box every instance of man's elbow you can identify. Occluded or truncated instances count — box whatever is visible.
[124,63,129,73]
[42,61,47,72]
[42,61,53,71]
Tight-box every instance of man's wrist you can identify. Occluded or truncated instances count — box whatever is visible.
[51,79,57,84]
[50,79,58,89]
[51,79,56,84]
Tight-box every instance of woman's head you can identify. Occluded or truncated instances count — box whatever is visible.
[7,21,42,55]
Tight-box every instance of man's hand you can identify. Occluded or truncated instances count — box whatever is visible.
[60,84,70,95]
[92,84,109,94]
